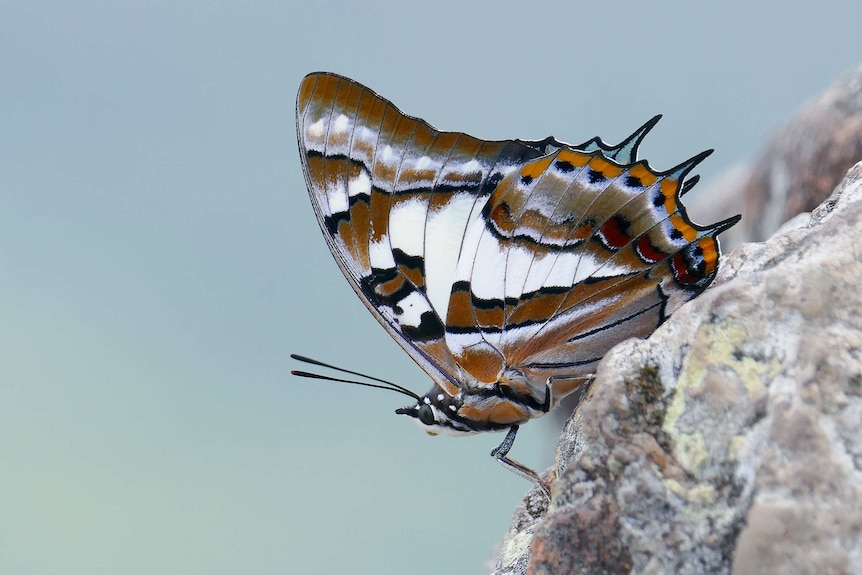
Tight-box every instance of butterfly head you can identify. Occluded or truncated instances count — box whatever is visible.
[395,389,476,437]
[290,355,537,437]
[291,354,480,436]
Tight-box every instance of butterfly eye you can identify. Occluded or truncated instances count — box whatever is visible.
[417,404,435,426]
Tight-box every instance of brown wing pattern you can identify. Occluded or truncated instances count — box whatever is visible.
[297,71,740,406]
[297,72,554,395]
[448,143,738,403]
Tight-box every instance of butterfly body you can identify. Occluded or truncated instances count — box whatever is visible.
[296,72,739,485]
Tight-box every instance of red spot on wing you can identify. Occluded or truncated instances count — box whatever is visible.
[671,252,699,284]
[636,235,667,263]
[599,216,630,250]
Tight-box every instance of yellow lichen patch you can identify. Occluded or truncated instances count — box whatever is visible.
[662,479,716,507]
[676,432,708,474]
[691,321,774,404]
[663,319,779,468]
[499,532,533,570]
[728,435,747,460]
[686,484,717,506]
[663,477,685,498]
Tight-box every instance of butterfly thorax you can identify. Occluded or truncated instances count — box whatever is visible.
[395,368,551,436]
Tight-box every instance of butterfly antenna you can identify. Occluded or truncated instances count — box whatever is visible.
[290,354,421,400]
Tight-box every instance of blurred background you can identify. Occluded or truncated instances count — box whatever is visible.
[2,2,860,574]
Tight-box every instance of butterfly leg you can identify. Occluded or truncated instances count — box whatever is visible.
[491,425,551,498]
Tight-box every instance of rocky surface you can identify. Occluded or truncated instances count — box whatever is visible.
[490,164,862,574]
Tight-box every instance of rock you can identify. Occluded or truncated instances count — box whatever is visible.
[692,63,862,248]
[490,163,862,574]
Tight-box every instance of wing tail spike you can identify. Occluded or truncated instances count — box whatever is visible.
[666,149,713,181]
[575,135,603,153]
[680,174,701,196]
[574,115,663,164]
[711,213,743,235]
[612,114,662,163]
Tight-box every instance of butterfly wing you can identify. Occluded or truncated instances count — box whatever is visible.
[296,72,553,396]
[297,72,739,409]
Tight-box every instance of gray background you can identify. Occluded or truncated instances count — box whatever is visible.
[2,2,859,574]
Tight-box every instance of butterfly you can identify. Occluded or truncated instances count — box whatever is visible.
[293,71,740,492]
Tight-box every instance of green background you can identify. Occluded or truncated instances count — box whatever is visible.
[2,1,859,574]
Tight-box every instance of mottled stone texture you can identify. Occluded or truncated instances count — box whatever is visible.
[693,63,862,249]
[490,164,862,574]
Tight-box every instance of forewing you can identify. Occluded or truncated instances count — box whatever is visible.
[296,72,548,395]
